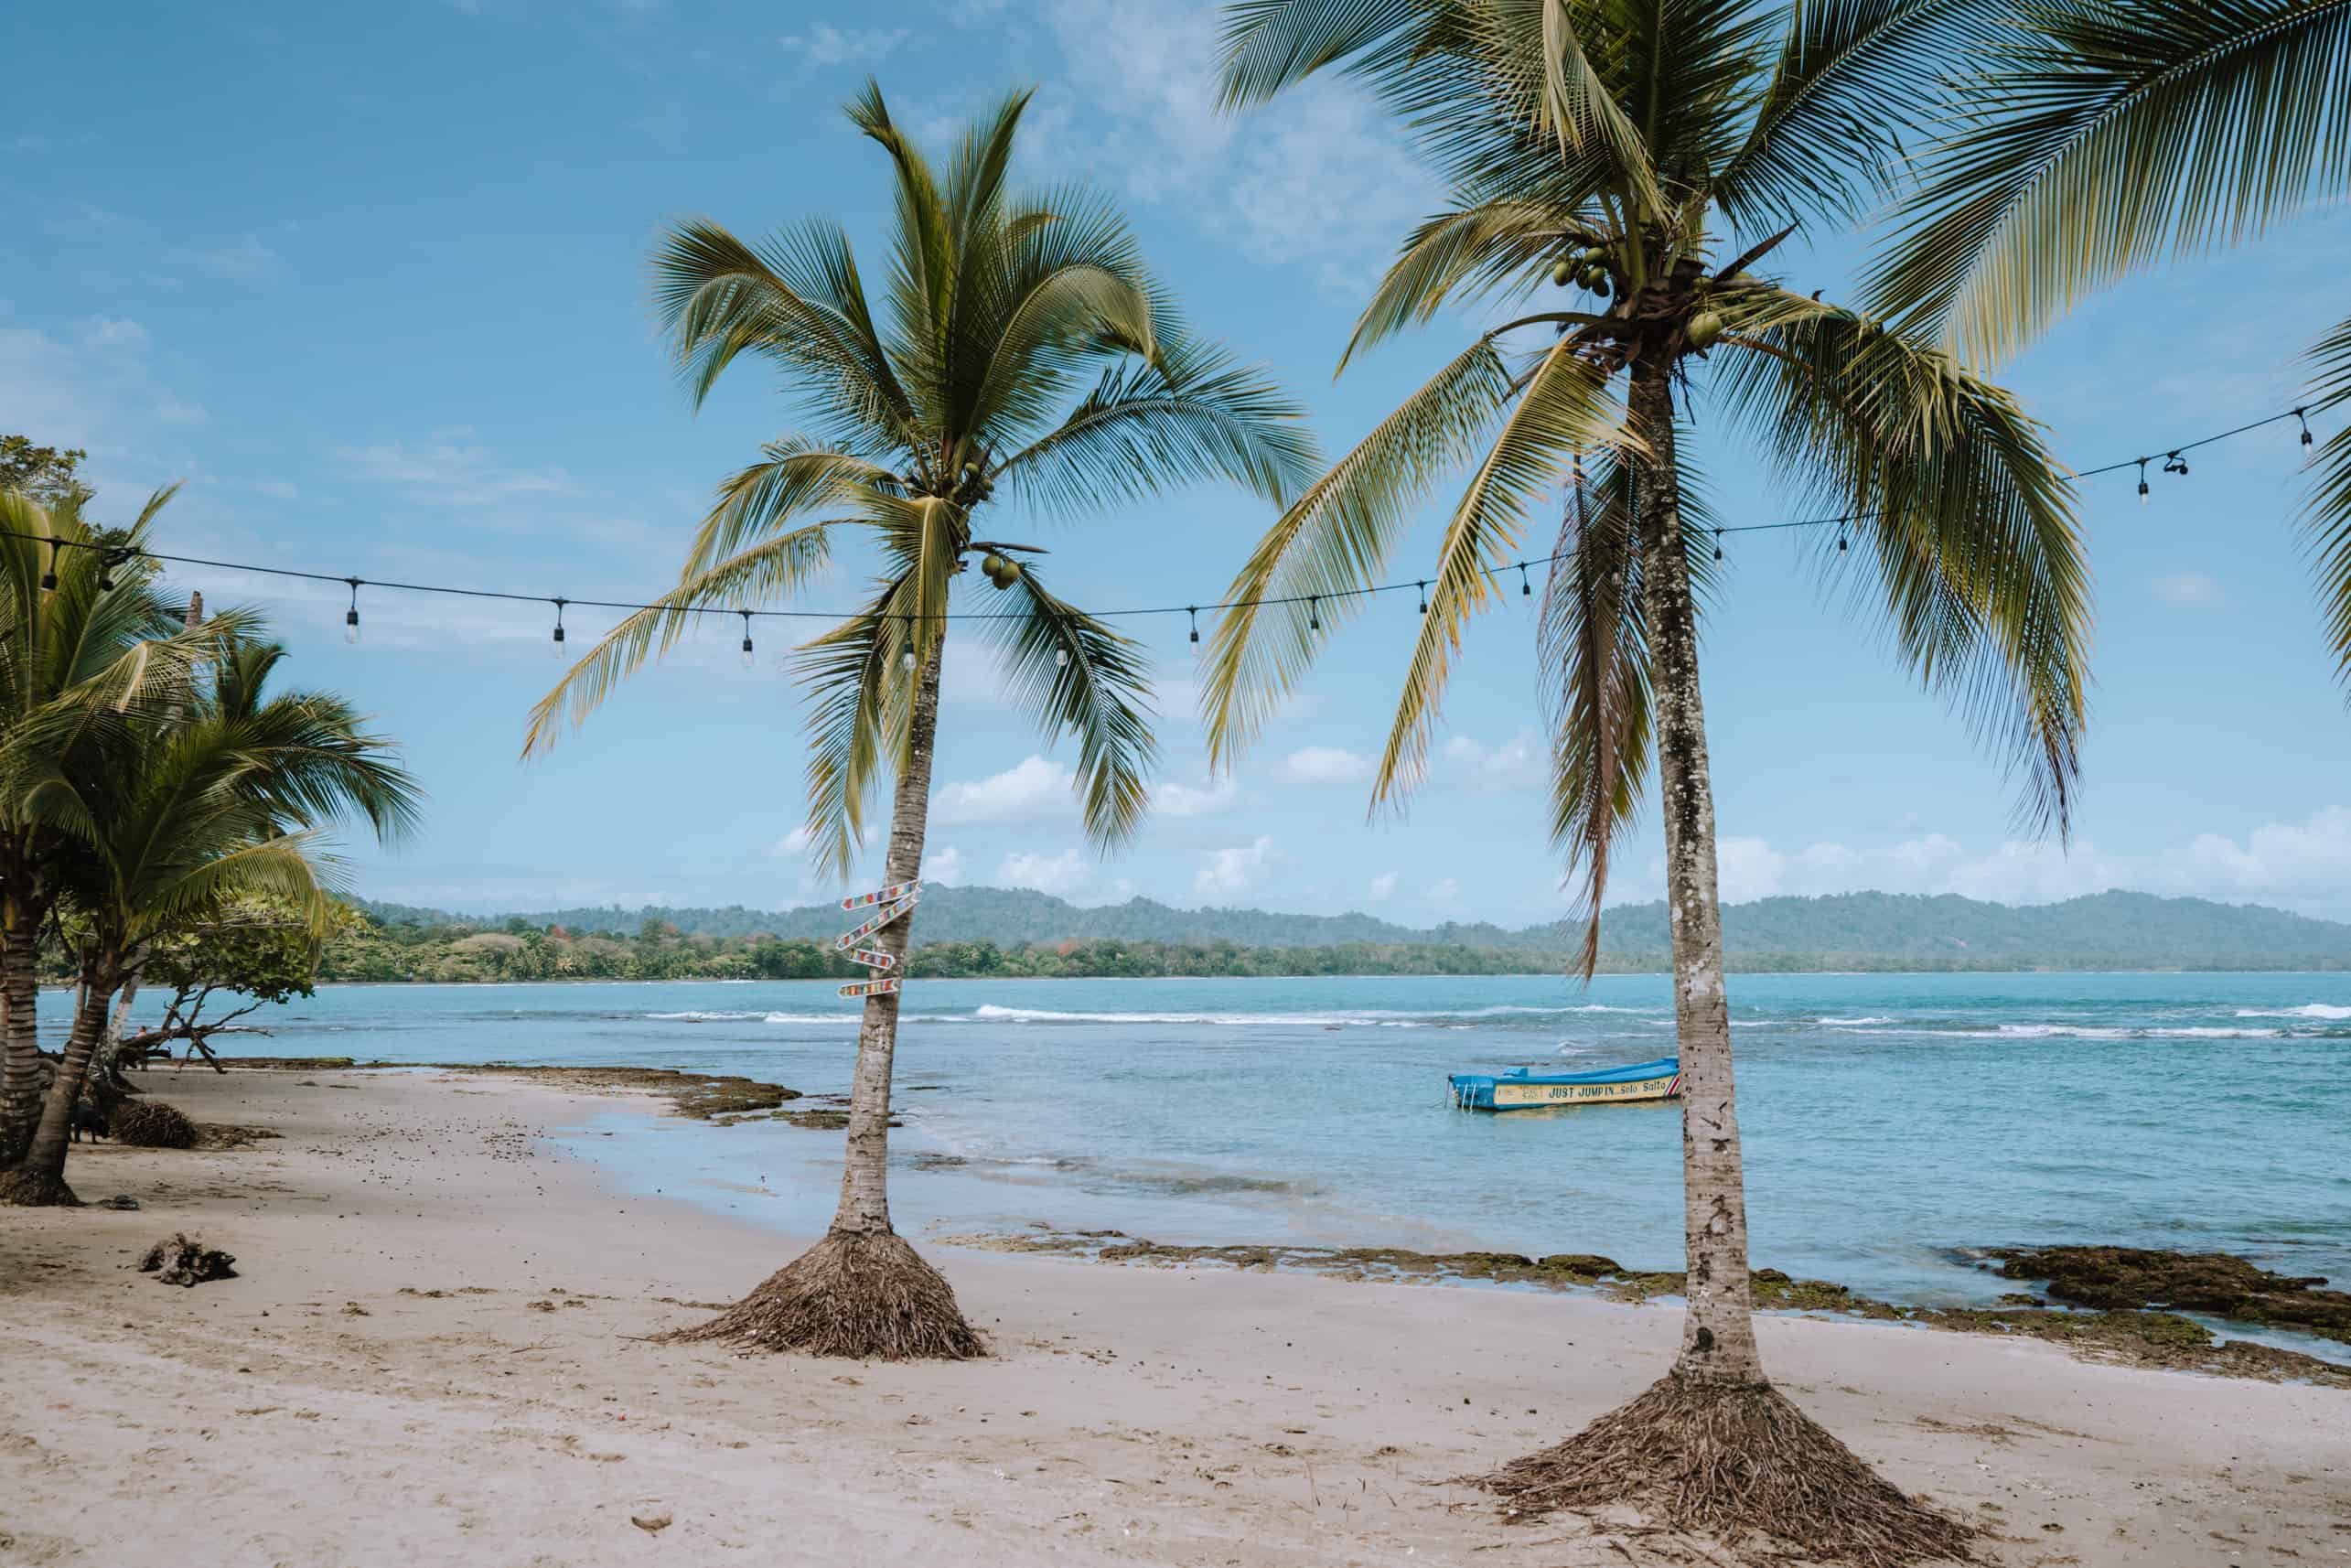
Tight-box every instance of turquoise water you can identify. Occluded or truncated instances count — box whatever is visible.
[118,972,2351,1308]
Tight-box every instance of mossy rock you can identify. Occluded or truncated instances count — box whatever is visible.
[111,1099,199,1149]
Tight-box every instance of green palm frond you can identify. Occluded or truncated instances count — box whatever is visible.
[1713,306,2090,833]
[983,565,1160,852]
[794,582,910,879]
[1342,199,1604,368]
[846,80,960,373]
[1868,0,2351,361]
[994,335,1317,519]
[1538,444,1723,977]
[680,438,898,581]
[2302,309,2351,693]
[1202,334,1521,768]
[1369,339,1623,806]
[524,522,837,756]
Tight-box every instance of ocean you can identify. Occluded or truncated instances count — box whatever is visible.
[107,971,2351,1312]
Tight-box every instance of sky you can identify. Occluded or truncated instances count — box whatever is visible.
[6,2,2351,926]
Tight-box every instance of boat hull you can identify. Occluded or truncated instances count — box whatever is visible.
[1449,1057,1681,1112]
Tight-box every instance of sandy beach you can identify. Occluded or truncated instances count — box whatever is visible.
[1,1067,2343,1567]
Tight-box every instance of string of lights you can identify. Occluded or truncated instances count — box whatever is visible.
[1,403,2325,647]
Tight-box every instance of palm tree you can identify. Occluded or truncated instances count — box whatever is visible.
[1206,3,2088,1558]
[0,487,239,1163]
[0,628,419,1206]
[525,81,1311,1359]
[1863,0,2351,692]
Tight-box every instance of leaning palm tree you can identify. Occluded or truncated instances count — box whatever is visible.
[0,487,248,1162]
[1207,2,2088,1559]
[0,627,418,1206]
[525,81,1311,1359]
[1864,0,2351,692]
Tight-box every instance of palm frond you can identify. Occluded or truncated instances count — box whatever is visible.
[1868,0,2351,360]
[1713,306,2090,834]
[983,566,1160,852]
[2301,308,2351,693]
[1369,340,1624,807]
[794,582,911,880]
[1201,334,1520,769]
[680,438,897,581]
[523,523,836,755]
[993,334,1317,519]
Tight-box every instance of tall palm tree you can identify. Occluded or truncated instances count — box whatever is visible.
[0,628,419,1206]
[0,487,242,1162]
[1206,2,2087,1558]
[525,81,1311,1359]
[1863,0,2351,690]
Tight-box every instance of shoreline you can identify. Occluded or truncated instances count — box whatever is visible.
[1,1065,2342,1566]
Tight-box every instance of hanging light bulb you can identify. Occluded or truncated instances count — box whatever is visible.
[1416,580,1428,616]
[39,541,58,593]
[1055,646,1070,668]
[551,598,567,658]
[344,577,362,645]
[1308,596,1321,632]
[738,609,755,669]
[1186,607,1199,645]
[1713,529,1724,562]
[1519,562,1531,596]
[2137,458,2150,505]
[2297,407,2313,462]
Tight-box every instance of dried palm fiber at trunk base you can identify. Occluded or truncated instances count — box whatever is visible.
[666,1230,984,1360]
[138,1232,238,1286]
[111,1098,199,1149]
[1478,1373,1976,1568]
[0,1165,78,1207]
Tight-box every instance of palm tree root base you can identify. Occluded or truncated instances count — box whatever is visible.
[1478,1372,1976,1567]
[667,1229,985,1360]
[0,1166,80,1207]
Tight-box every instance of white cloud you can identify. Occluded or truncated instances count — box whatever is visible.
[1278,746,1371,785]
[780,22,909,65]
[333,434,574,509]
[931,756,1072,826]
[251,478,300,500]
[83,317,149,350]
[770,825,814,858]
[156,395,206,424]
[1155,775,1239,818]
[1033,0,1434,292]
[997,848,1092,897]
[166,233,280,281]
[1444,729,1543,790]
[1427,876,1462,906]
[2152,571,2223,607]
[1195,835,1277,897]
[1368,871,1398,903]
[925,845,965,885]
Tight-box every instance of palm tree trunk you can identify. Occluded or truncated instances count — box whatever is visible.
[1627,361,1764,1387]
[1481,365,1974,1563]
[95,963,145,1096]
[671,644,982,1359]
[832,647,943,1235]
[0,893,49,1165]
[1,960,112,1207]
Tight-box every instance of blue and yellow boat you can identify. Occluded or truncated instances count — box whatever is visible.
[1449,1057,1681,1112]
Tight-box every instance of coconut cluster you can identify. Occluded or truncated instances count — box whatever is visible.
[978,551,1021,590]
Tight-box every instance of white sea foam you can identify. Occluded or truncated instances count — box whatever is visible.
[967,1002,1604,1027]
[1820,1015,1894,1026]
[2235,1003,2351,1021]
[645,1009,854,1024]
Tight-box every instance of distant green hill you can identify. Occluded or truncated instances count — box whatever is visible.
[354,886,2351,973]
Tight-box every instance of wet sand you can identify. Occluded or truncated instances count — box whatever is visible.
[0,1066,2342,1565]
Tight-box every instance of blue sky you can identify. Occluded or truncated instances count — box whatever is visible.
[6,1,2351,924]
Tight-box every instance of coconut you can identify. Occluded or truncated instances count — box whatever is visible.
[1551,259,1575,288]
[980,551,1008,579]
[1686,311,1724,351]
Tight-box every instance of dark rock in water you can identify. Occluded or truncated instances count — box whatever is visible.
[138,1232,237,1287]
[1989,1245,2351,1343]
[100,1195,140,1211]
[1537,1253,1624,1278]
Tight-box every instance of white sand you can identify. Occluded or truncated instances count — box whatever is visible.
[0,1067,2342,1566]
